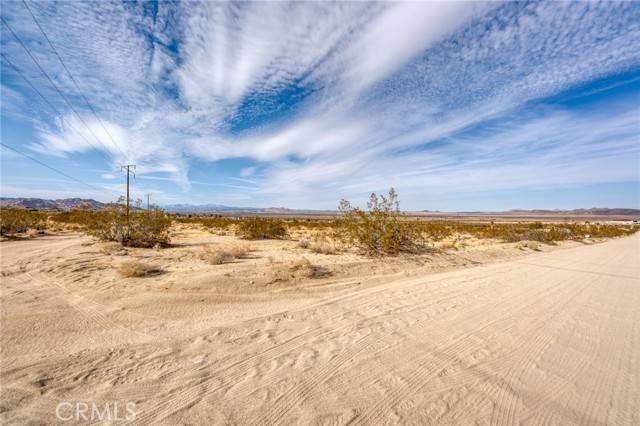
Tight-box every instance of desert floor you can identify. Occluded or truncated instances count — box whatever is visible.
[1,228,639,425]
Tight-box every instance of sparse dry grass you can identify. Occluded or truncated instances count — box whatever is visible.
[229,245,250,259]
[200,244,251,265]
[118,261,163,278]
[268,257,331,283]
[309,240,337,255]
[289,257,330,279]
[201,246,234,265]
[518,241,542,251]
[298,237,337,254]
[298,239,310,249]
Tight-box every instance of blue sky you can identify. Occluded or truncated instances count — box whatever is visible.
[1,1,639,210]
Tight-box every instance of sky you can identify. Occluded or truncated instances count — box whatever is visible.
[1,0,639,211]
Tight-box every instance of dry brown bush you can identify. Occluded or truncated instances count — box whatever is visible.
[309,240,337,255]
[200,244,250,265]
[201,246,234,265]
[298,239,310,249]
[518,241,541,251]
[289,257,330,279]
[229,245,250,259]
[118,261,162,278]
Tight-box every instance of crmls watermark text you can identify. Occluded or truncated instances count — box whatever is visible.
[55,401,136,422]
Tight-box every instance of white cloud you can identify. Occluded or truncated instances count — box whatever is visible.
[2,1,639,208]
[338,1,483,95]
[240,167,256,177]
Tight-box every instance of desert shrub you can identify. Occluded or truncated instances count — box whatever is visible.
[235,217,288,240]
[49,209,100,226]
[228,245,250,259]
[289,257,330,279]
[175,215,235,230]
[298,239,310,249]
[200,244,239,265]
[204,250,234,265]
[413,220,638,244]
[336,188,423,256]
[84,205,171,248]
[518,241,541,251]
[0,208,47,236]
[309,240,337,255]
[118,261,162,277]
[416,221,453,241]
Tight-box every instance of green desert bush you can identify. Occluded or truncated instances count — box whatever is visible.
[0,208,47,236]
[235,217,288,240]
[414,220,638,244]
[84,205,171,248]
[336,188,423,256]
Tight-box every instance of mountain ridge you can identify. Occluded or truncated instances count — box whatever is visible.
[1,197,638,216]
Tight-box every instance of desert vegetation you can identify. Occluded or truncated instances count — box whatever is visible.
[235,217,288,240]
[118,260,163,278]
[412,220,638,244]
[199,244,251,265]
[336,188,424,256]
[84,204,172,248]
[1,202,171,247]
[0,208,46,236]
[1,190,638,256]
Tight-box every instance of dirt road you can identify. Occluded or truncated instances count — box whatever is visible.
[1,234,639,425]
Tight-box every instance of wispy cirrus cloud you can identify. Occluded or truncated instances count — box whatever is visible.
[1,1,639,208]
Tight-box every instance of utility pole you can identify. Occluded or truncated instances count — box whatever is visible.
[120,164,136,220]
[146,193,151,211]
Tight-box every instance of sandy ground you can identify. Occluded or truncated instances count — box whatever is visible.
[1,228,638,425]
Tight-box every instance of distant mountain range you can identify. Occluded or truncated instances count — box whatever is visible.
[161,203,335,215]
[1,197,638,217]
[0,197,106,210]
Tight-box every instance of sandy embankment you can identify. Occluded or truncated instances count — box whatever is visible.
[1,228,638,425]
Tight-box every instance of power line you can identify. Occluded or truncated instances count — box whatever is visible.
[22,0,165,119]
[0,52,113,164]
[0,142,104,192]
[20,0,129,162]
[1,16,118,162]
